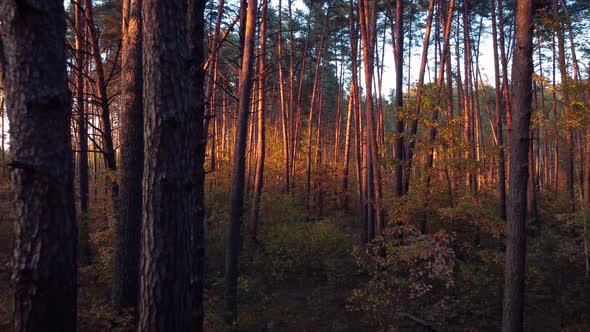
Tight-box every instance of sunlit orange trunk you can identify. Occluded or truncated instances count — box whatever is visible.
[251,0,268,242]
[358,0,384,236]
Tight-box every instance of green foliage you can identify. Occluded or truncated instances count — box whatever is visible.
[348,226,456,329]
[203,187,360,331]
[254,219,354,283]
[78,302,134,332]
[438,195,505,241]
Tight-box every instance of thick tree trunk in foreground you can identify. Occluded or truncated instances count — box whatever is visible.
[112,0,143,311]
[502,0,534,330]
[0,1,77,330]
[224,0,258,324]
[139,0,203,329]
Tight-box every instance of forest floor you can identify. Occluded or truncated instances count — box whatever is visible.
[1,177,590,331]
[0,183,436,331]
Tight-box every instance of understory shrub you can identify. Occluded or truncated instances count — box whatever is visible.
[348,225,456,330]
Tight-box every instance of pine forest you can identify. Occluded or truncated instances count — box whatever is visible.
[0,0,590,331]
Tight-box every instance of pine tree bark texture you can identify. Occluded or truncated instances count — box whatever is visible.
[0,1,77,331]
[112,0,143,311]
[502,0,535,330]
[224,0,258,324]
[139,0,205,330]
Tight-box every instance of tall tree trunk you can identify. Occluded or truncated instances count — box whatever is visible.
[334,54,344,163]
[277,0,290,192]
[0,96,4,177]
[1,1,77,330]
[85,0,118,208]
[425,0,454,181]
[139,0,204,329]
[552,0,575,212]
[348,0,364,240]
[502,0,534,330]
[205,0,225,173]
[205,0,225,170]
[85,0,117,172]
[224,0,257,323]
[552,33,559,189]
[490,0,507,220]
[585,76,590,279]
[342,86,354,210]
[75,1,90,215]
[342,3,359,211]
[355,91,365,241]
[559,0,580,81]
[462,1,476,193]
[251,0,268,243]
[473,20,484,190]
[528,126,538,220]
[305,2,331,219]
[393,0,404,197]
[188,0,207,328]
[315,67,326,216]
[359,0,384,235]
[498,0,512,136]
[112,0,143,312]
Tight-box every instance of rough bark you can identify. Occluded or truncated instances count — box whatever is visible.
[224,0,258,323]
[139,0,203,329]
[112,0,143,312]
[0,1,77,330]
[502,0,534,330]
